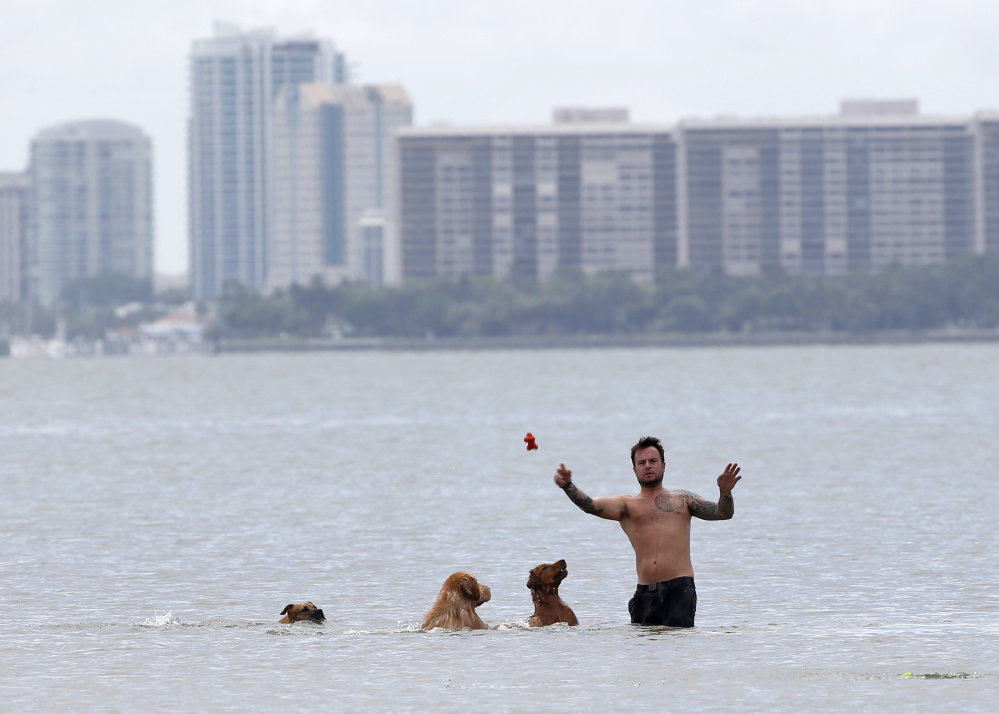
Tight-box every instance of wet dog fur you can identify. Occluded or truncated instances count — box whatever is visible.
[421,572,492,630]
[278,601,326,623]
[527,560,578,627]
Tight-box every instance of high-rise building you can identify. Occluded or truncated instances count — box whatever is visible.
[679,101,977,276]
[397,102,999,283]
[977,112,999,255]
[30,120,153,304]
[0,172,30,302]
[188,22,348,299]
[269,83,412,290]
[397,119,678,285]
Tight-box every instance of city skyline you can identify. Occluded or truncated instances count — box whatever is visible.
[2,0,999,275]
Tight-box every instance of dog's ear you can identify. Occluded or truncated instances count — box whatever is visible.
[280,604,294,615]
[527,572,541,590]
[459,575,480,601]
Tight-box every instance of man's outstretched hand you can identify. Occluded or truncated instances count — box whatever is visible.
[718,463,741,493]
[554,463,572,488]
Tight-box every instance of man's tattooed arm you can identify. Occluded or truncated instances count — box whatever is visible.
[561,482,605,516]
[686,490,735,520]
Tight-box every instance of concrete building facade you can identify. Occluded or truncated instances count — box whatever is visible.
[0,172,30,302]
[30,120,153,304]
[977,112,999,255]
[269,83,412,290]
[681,103,977,276]
[397,102,999,284]
[188,22,347,299]
[398,121,678,284]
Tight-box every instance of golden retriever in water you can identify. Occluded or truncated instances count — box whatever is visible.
[278,602,325,623]
[527,560,578,627]
[422,572,492,630]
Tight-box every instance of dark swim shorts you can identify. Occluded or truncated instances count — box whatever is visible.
[628,576,697,627]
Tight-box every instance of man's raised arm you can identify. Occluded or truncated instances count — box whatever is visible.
[687,462,741,521]
[554,463,625,521]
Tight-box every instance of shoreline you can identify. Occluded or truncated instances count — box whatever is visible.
[216,328,999,353]
[8,328,998,359]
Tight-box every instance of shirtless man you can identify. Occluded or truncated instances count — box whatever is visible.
[554,435,741,627]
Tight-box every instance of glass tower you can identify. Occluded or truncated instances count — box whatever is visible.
[30,120,153,304]
[188,22,347,299]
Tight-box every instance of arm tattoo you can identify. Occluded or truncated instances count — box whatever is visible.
[718,492,734,518]
[562,482,604,515]
[688,491,734,520]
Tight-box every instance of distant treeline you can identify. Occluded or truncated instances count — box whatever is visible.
[3,256,998,342]
[0,274,178,340]
[218,255,999,338]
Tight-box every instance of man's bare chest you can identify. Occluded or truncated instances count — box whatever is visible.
[653,491,689,514]
[627,492,691,526]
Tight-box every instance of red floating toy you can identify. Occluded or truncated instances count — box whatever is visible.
[524,432,538,451]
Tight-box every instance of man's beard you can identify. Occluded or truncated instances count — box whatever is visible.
[638,474,663,488]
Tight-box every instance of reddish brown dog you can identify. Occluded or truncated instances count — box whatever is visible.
[278,602,326,623]
[422,572,492,630]
[527,560,578,627]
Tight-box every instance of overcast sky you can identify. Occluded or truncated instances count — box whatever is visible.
[2,0,997,274]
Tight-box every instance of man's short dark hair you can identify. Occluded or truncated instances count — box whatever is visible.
[630,436,665,466]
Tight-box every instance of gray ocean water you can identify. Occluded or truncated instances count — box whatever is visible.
[2,344,997,711]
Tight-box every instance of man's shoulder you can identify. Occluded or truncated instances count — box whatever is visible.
[607,493,636,506]
[604,492,637,514]
[669,488,697,499]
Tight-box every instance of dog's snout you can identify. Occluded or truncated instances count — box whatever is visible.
[312,609,326,621]
[478,584,492,604]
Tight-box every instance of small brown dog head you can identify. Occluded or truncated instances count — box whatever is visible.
[448,571,491,606]
[422,571,492,630]
[525,559,578,627]
[278,601,326,623]
[527,559,568,594]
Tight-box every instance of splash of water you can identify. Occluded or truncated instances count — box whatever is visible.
[141,611,182,627]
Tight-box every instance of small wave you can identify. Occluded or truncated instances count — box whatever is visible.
[50,622,120,631]
[265,625,332,636]
[341,622,424,635]
[0,424,78,437]
[188,619,251,629]
[140,611,182,627]
[493,620,531,630]
[842,671,982,681]
[899,672,979,680]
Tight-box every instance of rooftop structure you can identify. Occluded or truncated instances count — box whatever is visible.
[552,107,630,124]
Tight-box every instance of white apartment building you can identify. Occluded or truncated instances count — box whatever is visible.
[188,22,347,299]
[30,120,152,304]
[269,83,412,290]
[397,120,678,284]
[0,172,30,302]
[680,101,978,276]
[398,101,999,283]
